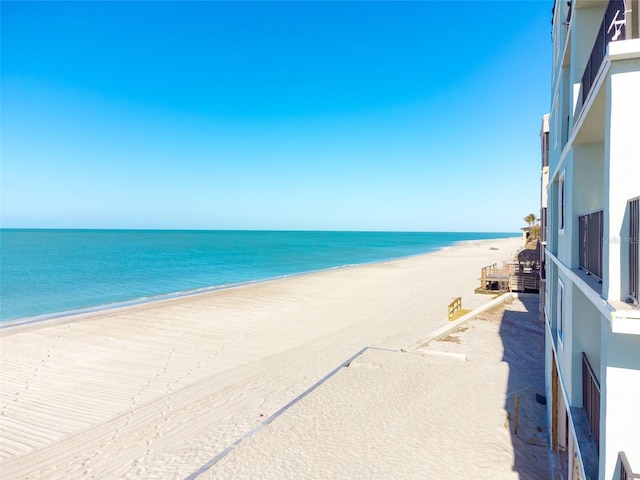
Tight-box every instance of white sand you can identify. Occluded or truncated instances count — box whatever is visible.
[0,237,526,479]
[207,294,548,479]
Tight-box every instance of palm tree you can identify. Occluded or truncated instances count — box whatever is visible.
[524,213,537,226]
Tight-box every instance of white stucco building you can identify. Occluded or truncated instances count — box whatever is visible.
[544,1,640,479]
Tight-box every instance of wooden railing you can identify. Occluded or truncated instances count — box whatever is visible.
[477,263,510,293]
[620,451,640,480]
[582,353,601,450]
[579,210,604,280]
[476,262,540,294]
[448,297,462,321]
[481,263,498,275]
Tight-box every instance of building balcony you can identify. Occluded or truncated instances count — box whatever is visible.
[619,451,640,479]
[582,352,600,450]
[558,353,601,480]
[579,210,604,281]
[575,0,638,120]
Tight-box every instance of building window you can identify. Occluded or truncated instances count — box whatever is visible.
[630,197,640,303]
[557,280,565,345]
[560,175,566,231]
[578,210,604,280]
[542,131,549,168]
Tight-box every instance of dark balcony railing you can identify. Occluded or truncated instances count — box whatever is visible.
[582,353,601,450]
[581,0,627,107]
[579,210,604,280]
[620,451,640,480]
[629,198,639,303]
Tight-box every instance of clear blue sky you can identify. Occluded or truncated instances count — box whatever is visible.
[1,1,552,232]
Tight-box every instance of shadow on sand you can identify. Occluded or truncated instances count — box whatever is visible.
[493,293,550,479]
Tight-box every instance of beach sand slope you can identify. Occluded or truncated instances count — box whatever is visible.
[206,294,548,479]
[0,237,527,479]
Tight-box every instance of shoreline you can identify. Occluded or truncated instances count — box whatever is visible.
[0,236,523,478]
[1,236,518,332]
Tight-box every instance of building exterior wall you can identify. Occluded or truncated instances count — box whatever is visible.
[602,329,640,479]
[604,57,640,300]
[544,1,640,479]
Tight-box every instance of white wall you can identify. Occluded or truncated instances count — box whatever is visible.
[572,144,604,217]
[570,4,608,83]
[603,60,640,301]
[558,154,574,266]
[570,3,608,122]
[601,331,640,479]
[572,144,606,270]
[572,287,602,386]
[556,274,580,404]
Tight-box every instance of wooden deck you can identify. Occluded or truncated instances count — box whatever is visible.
[475,262,540,294]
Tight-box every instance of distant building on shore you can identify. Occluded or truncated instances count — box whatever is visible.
[542,1,640,479]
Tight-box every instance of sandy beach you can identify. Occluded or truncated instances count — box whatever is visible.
[208,294,548,480]
[0,237,539,479]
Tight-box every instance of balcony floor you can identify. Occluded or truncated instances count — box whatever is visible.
[569,406,600,480]
[572,266,603,296]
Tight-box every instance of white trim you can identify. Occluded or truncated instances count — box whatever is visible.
[608,38,640,61]
[546,249,614,321]
[611,313,640,334]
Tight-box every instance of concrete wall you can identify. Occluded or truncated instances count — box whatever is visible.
[546,6,640,479]
[549,180,559,257]
[558,154,574,266]
[604,60,640,301]
[601,331,640,479]
[572,287,602,386]
[571,4,607,71]
[556,274,579,404]
[572,144,604,217]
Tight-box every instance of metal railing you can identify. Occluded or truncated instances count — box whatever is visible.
[629,198,639,303]
[620,451,640,480]
[580,0,627,110]
[582,353,601,451]
[579,210,604,280]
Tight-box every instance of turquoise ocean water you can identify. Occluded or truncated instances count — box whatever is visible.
[0,229,516,324]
